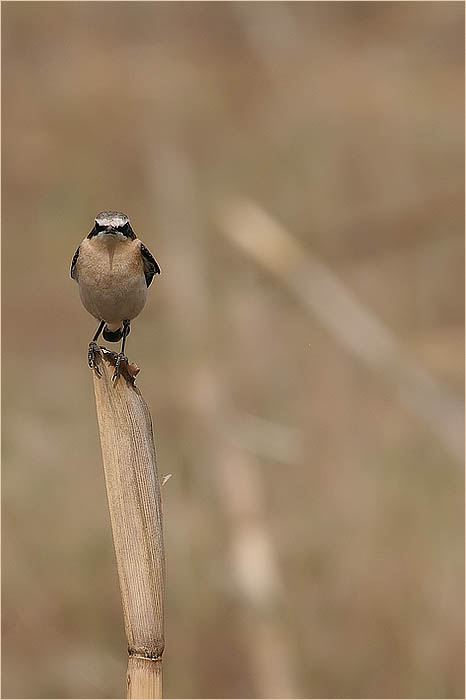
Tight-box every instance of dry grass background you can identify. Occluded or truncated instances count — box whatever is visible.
[2,2,464,698]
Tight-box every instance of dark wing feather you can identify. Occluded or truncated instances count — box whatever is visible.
[70,246,80,280]
[140,243,161,287]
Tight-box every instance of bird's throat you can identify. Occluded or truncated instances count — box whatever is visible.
[95,232,124,269]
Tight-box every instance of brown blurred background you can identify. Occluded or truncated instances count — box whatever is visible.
[2,2,464,698]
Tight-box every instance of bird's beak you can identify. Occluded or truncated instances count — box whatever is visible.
[103,226,117,235]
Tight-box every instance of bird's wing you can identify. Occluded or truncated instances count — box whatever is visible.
[70,246,80,280]
[140,243,161,287]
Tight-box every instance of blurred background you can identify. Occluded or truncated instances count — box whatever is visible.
[2,2,464,698]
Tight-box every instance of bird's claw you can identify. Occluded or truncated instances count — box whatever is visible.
[88,341,102,376]
[112,352,128,381]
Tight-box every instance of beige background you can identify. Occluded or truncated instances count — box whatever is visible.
[2,2,464,698]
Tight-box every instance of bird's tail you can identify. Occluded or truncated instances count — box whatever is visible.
[102,324,130,343]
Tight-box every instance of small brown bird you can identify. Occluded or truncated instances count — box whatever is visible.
[71,210,160,379]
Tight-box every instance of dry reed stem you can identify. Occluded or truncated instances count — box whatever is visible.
[92,347,165,699]
[217,197,464,463]
[150,146,298,696]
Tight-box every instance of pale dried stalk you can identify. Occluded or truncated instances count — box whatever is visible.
[92,347,165,699]
[217,197,464,463]
[150,147,298,696]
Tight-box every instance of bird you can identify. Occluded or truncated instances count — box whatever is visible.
[70,210,161,380]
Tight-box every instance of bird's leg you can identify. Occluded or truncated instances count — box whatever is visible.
[88,320,105,376]
[112,320,131,381]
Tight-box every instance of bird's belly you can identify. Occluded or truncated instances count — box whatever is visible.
[79,270,147,324]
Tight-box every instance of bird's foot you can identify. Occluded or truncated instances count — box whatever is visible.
[88,341,102,376]
[112,352,128,381]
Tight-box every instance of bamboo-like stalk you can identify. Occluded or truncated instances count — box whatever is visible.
[217,197,464,463]
[91,346,165,699]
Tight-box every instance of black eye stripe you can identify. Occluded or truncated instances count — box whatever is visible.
[87,219,135,239]
[118,222,136,239]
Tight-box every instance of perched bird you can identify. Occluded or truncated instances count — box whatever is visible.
[71,210,160,380]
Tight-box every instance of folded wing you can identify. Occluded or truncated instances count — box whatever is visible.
[140,243,161,287]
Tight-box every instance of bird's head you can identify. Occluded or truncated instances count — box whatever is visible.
[88,211,136,239]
